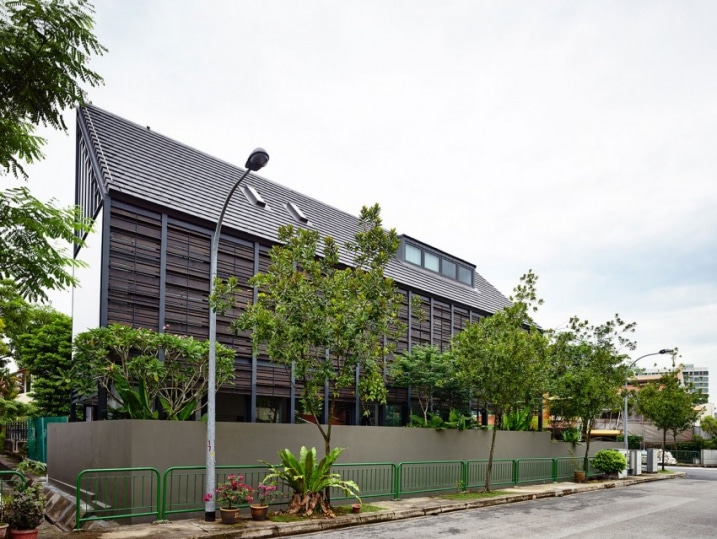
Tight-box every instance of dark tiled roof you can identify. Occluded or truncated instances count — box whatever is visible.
[79,105,511,315]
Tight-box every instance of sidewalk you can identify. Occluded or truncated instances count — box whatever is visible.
[38,472,684,539]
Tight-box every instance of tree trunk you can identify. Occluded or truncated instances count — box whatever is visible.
[661,429,667,471]
[582,419,592,474]
[486,421,497,492]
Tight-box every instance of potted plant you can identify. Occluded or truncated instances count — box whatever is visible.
[0,495,9,538]
[592,449,627,479]
[250,483,282,521]
[214,474,253,524]
[6,483,45,539]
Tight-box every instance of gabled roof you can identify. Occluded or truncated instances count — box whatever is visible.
[78,105,511,315]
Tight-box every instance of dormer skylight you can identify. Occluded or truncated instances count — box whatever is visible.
[243,185,266,207]
[287,201,309,223]
[400,236,475,287]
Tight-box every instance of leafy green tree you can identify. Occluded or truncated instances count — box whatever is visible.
[72,324,236,420]
[13,306,74,416]
[547,315,635,472]
[233,204,410,457]
[1,187,92,303]
[390,345,453,426]
[701,415,717,439]
[637,372,704,469]
[1,0,103,302]
[451,270,549,491]
[1,0,106,177]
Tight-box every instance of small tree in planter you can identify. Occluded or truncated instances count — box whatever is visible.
[6,482,46,536]
[261,446,360,518]
[592,450,627,479]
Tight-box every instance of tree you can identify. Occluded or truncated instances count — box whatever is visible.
[547,315,635,472]
[390,345,453,426]
[13,306,74,416]
[701,415,717,439]
[72,325,236,420]
[0,283,78,415]
[0,186,92,303]
[233,204,410,457]
[637,371,704,470]
[1,0,103,302]
[1,0,106,178]
[451,270,549,491]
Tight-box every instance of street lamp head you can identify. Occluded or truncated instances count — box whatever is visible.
[245,148,269,171]
[658,348,674,355]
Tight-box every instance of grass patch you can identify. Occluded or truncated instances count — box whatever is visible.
[441,490,509,500]
[658,469,674,474]
[334,504,383,515]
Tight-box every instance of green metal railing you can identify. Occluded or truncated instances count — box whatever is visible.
[465,459,514,490]
[397,460,464,496]
[331,463,396,501]
[672,450,700,465]
[515,458,554,485]
[75,454,614,526]
[0,470,25,495]
[162,464,281,519]
[75,467,161,528]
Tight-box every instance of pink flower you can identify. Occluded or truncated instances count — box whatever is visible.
[203,493,213,502]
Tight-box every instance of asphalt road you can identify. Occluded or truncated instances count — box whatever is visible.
[297,468,717,539]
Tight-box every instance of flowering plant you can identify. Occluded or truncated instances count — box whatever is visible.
[215,474,254,509]
[254,483,282,506]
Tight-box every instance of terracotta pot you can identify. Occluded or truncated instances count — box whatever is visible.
[351,503,362,514]
[219,507,240,524]
[9,529,39,539]
[0,524,8,539]
[250,504,269,521]
[573,470,586,483]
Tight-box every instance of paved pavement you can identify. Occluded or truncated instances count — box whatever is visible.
[36,472,685,539]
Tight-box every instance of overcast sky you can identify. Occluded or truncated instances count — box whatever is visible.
[16,1,717,398]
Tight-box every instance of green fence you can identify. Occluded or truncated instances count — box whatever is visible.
[672,450,700,465]
[76,467,161,528]
[0,470,25,496]
[332,463,396,501]
[26,416,68,463]
[397,460,464,496]
[75,456,610,527]
[162,464,283,519]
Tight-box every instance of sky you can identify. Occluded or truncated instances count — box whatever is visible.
[13,1,717,398]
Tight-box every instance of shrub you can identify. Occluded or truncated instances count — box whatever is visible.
[261,446,360,517]
[6,483,45,530]
[592,450,627,475]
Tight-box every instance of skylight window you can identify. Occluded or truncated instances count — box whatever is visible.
[243,185,266,207]
[287,201,309,223]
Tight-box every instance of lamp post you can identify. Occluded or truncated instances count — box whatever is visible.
[205,148,269,521]
[623,348,674,452]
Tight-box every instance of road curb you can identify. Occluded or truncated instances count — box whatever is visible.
[39,472,685,538]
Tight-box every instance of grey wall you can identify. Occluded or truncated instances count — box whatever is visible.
[48,421,621,492]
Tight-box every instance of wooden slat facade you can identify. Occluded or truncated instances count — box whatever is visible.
[103,199,492,425]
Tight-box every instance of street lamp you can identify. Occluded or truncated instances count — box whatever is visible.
[623,348,674,452]
[205,148,269,521]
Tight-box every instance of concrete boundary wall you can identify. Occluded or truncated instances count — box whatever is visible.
[701,449,717,466]
[47,421,621,493]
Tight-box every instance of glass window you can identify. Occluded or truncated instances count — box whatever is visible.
[424,252,440,272]
[457,265,473,285]
[405,244,422,265]
[441,258,456,278]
